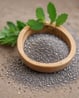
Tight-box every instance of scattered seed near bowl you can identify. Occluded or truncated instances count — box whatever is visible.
[4,30,79,90]
[24,33,69,63]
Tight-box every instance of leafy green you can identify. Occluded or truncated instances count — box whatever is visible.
[36,7,45,22]
[7,21,17,33]
[47,2,57,23]
[0,2,68,47]
[0,36,17,46]
[56,13,68,26]
[0,27,8,39]
[0,21,26,46]
[17,20,26,30]
[27,19,44,30]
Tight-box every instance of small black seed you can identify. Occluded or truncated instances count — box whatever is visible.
[24,33,69,63]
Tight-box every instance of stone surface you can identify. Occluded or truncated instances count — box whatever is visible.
[0,0,79,98]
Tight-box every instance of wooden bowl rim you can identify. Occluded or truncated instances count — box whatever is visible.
[17,24,76,68]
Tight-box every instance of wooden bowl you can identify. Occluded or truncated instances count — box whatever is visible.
[17,23,76,73]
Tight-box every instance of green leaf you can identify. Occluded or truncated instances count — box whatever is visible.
[0,27,9,38]
[17,20,26,30]
[56,13,68,26]
[0,33,5,39]
[0,36,17,46]
[0,22,18,46]
[0,20,25,47]
[0,2,68,47]
[0,29,6,39]
[7,21,17,32]
[27,19,44,30]
[36,7,45,22]
[47,2,57,23]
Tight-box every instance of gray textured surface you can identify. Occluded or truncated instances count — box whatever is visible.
[24,33,69,63]
[0,0,79,98]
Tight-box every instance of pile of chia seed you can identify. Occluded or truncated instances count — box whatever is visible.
[5,30,79,90]
[24,33,69,63]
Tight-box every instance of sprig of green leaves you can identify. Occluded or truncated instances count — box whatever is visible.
[27,7,45,31]
[0,21,26,46]
[0,2,68,47]
[27,2,68,30]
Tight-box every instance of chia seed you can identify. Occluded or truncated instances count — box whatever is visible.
[24,33,69,63]
[4,30,79,90]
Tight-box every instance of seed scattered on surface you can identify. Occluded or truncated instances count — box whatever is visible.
[6,53,79,89]
[24,33,69,63]
[2,31,79,90]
